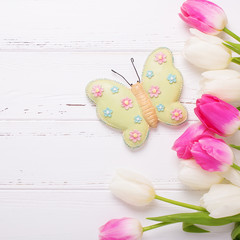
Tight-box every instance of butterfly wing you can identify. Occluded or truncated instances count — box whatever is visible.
[86,79,149,148]
[141,48,187,125]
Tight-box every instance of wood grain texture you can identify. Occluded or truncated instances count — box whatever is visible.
[0,52,198,120]
[0,121,191,190]
[0,0,239,239]
[0,0,234,52]
[0,190,233,240]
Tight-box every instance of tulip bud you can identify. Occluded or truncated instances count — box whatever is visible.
[110,169,155,206]
[195,94,240,136]
[172,122,214,159]
[220,166,240,187]
[190,136,234,172]
[200,184,240,218]
[183,28,231,70]
[179,0,228,35]
[201,70,240,102]
[99,218,143,240]
[179,160,223,190]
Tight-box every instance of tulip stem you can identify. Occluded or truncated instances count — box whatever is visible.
[229,144,240,151]
[223,27,240,43]
[231,163,240,171]
[143,222,173,232]
[155,195,207,212]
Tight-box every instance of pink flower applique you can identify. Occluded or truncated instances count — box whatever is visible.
[91,85,104,97]
[129,130,141,143]
[171,109,183,121]
[154,52,167,64]
[121,97,133,110]
[148,86,160,98]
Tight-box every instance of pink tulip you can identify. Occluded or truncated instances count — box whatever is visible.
[179,0,228,35]
[99,218,143,240]
[172,122,214,159]
[191,136,234,172]
[194,94,240,136]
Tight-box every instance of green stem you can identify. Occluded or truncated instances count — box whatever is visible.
[223,27,240,42]
[143,222,173,232]
[155,195,207,212]
[229,144,240,150]
[231,163,240,171]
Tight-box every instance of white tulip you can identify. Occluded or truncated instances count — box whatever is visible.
[221,167,240,187]
[201,70,240,102]
[200,184,240,218]
[110,169,155,206]
[179,160,223,190]
[184,28,232,70]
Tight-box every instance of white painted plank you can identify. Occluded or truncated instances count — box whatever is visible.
[0,190,233,240]
[0,0,236,51]
[0,121,239,189]
[0,52,199,120]
[0,120,191,189]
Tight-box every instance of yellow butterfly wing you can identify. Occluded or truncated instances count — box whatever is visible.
[141,48,187,125]
[86,79,149,148]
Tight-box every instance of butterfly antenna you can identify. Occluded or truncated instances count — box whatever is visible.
[111,69,132,86]
[130,58,141,83]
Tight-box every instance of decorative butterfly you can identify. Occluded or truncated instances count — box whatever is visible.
[86,48,187,148]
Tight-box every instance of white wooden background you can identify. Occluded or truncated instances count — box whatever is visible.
[0,0,239,239]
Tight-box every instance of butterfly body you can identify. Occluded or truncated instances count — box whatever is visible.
[86,48,187,148]
[131,82,158,128]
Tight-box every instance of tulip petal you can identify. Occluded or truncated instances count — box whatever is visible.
[196,93,217,105]
[195,95,240,136]
[179,14,219,35]
[115,169,153,187]
[191,141,222,171]
[202,69,240,81]
[190,28,227,46]
[200,184,240,218]
[201,71,240,102]
[201,76,240,102]
[181,0,227,31]
[172,122,214,159]
[184,33,231,70]
[179,160,223,190]
[191,137,234,172]
[110,169,155,206]
[221,166,240,187]
[99,218,143,240]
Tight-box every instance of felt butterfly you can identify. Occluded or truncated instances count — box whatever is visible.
[86,48,187,148]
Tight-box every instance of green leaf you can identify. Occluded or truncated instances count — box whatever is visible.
[182,222,209,233]
[147,212,240,226]
[237,106,240,111]
[223,43,240,55]
[232,222,240,240]
[232,57,240,65]
[226,41,240,50]
[229,144,240,150]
